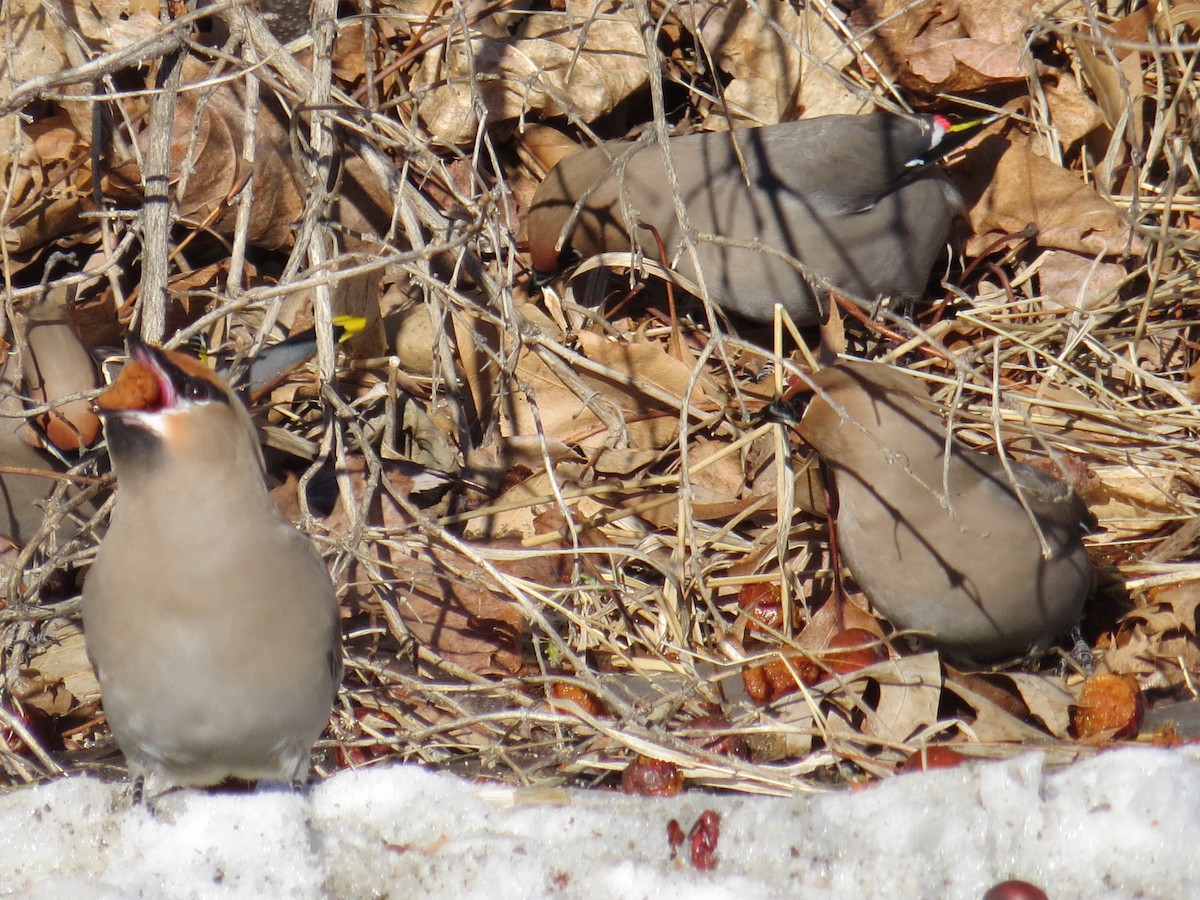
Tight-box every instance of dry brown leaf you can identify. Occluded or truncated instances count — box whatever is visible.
[416,0,647,144]
[158,261,235,335]
[1146,582,1200,635]
[1087,464,1182,538]
[1073,6,1155,131]
[689,0,861,126]
[1036,249,1129,312]
[15,620,99,716]
[0,115,92,255]
[1070,5,1156,192]
[686,439,746,505]
[943,674,1053,743]
[588,446,665,477]
[450,300,503,435]
[103,51,393,252]
[1156,1,1200,33]
[746,437,826,516]
[501,329,721,451]
[860,652,942,745]
[998,671,1075,738]
[327,458,526,674]
[501,345,617,447]
[901,0,1036,93]
[460,442,585,540]
[1103,602,1200,691]
[1189,358,1200,404]
[578,329,723,410]
[847,0,1038,95]
[71,0,161,50]
[379,540,536,676]
[845,0,940,80]
[0,0,132,138]
[0,0,69,86]
[1136,323,1193,376]
[797,593,886,650]
[953,0,1041,44]
[956,131,1145,257]
[326,454,609,674]
[1042,74,1108,149]
[104,59,305,250]
[907,36,1028,93]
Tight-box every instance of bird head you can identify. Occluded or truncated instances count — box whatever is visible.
[908,113,1003,169]
[94,337,265,487]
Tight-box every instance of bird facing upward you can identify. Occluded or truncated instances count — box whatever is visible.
[82,337,342,790]
[797,360,1094,661]
[527,113,966,325]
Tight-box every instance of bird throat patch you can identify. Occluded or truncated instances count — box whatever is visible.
[104,413,167,468]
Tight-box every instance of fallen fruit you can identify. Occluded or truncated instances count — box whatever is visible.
[688,810,720,871]
[900,746,967,772]
[1071,672,1144,740]
[621,755,683,797]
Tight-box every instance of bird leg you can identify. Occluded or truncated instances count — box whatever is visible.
[1061,626,1096,677]
[821,464,848,633]
[601,280,647,321]
[637,220,686,361]
[830,289,910,347]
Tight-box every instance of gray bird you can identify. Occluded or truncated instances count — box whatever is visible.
[528,113,972,325]
[0,285,100,550]
[82,337,341,791]
[797,360,1094,661]
[21,283,102,452]
[0,416,87,550]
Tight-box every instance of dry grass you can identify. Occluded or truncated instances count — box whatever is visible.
[1,0,1198,795]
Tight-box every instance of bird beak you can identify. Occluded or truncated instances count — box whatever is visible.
[911,112,1006,168]
[94,337,220,418]
[94,338,169,419]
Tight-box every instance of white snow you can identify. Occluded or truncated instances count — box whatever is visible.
[1,747,1194,898]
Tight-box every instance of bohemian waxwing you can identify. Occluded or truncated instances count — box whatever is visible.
[82,337,341,790]
[0,413,92,550]
[528,113,974,325]
[21,283,102,452]
[797,360,1094,661]
[215,314,367,401]
[0,287,100,550]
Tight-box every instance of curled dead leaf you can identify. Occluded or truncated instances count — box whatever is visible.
[956,129,1146,259]
[416,4,647,144]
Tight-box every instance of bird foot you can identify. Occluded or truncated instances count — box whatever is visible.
[1063,626,1096,677]
[1050,627,1095,678]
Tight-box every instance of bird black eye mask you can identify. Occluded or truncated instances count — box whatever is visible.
[133,340,230,411]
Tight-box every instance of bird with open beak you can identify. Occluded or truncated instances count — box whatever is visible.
[82,337,341,794]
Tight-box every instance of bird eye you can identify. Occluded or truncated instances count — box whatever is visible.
[183,378,215,402]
